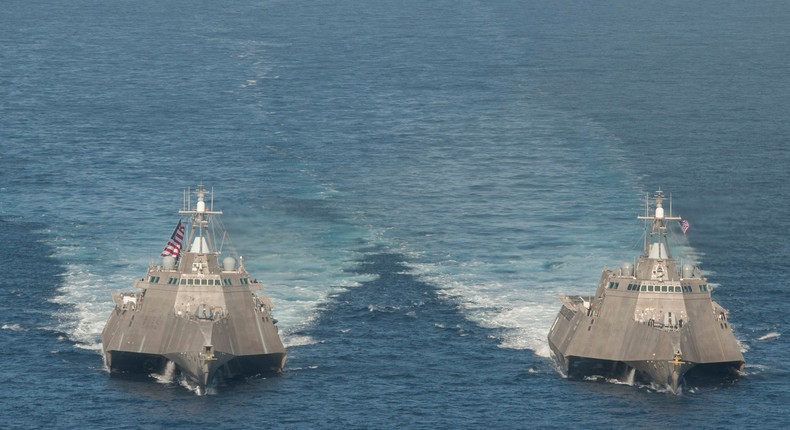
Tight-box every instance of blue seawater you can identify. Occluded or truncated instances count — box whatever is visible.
[1,0,788,428]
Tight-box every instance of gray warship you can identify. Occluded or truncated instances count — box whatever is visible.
[547,190,744,393]
[102,185,286,392]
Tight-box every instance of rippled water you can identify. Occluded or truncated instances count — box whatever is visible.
[1,0,788,428]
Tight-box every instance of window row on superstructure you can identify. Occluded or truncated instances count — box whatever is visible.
[608,281,709,293]
[149,275,252,286]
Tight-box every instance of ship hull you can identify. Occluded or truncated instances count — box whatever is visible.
[102,283,287,392]
[164,350,287,388]
[104,350,168,375]
[105,349,286,389]
[548,294,744,393]
[550,342,742,393]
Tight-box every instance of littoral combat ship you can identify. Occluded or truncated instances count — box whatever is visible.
[547,190,744,393]
[102,185,286,392]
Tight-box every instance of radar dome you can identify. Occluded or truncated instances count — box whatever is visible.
[162,255,176,270]
[621,262,634,277]
[223,257,236,271]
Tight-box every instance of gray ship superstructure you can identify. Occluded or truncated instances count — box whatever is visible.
[547,191,744,393]
[102,185,286,393]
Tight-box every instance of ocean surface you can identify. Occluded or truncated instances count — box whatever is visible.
[1,0,788,428]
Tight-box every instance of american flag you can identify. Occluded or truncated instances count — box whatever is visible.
[679,219,690,234]
[161,220,185,257]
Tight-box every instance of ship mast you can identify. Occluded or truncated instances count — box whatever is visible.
[637,190,681,259]
[179,184,223,255]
